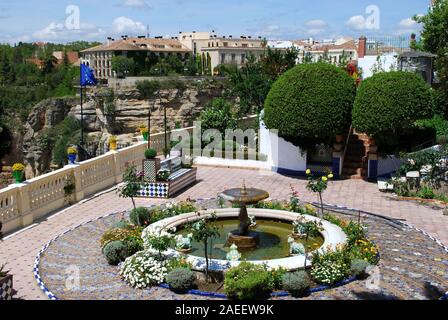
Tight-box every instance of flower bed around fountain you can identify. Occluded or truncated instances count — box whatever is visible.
[145,208,347,271]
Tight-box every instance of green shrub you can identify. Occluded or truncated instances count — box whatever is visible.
[418,186,436,199]
[350,259,371,278]
[144,148,157,159]
[268,267,288,290]
[103,240,129,265]
[130,207,152,226]
[113,220,131,229]
[224,262,273,300]
[263,63,356,146]
[352,71,435,138]
[200,98,237,140]
[166,268,196,292]
[281,271,311,297]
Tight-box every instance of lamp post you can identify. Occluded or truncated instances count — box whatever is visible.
[164,95,168,159]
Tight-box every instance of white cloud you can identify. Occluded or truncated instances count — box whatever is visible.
[113,16,146,34]
[346,15,367,31]
[32,22,104,41]
[305,19,327,36]
[396,15,422,35]
[121,0,149,8]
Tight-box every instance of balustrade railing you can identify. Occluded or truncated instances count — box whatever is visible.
[0,117,257,236]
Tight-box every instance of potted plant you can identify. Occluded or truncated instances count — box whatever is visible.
[143,148,160,182]
[67,147,78,165]
[0,263,13,300]
[157,169,170,182]
[140,127,149,141]
[109,136,118,151]
[11,163,25,183]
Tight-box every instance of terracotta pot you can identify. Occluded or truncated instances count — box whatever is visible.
[333,143,343,152]
[335,134,344,143]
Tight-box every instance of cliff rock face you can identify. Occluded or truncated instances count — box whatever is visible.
[23,97,80,177]
[70,85,223,134]
[17,82,224,177]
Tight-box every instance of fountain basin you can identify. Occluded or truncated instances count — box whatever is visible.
[147,208,347,272]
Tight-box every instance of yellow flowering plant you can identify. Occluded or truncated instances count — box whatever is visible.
[12,163,25,172]
[67,147,78,155]
[139,127,149,134]
[306,170,333,216]
[108,136,118,143]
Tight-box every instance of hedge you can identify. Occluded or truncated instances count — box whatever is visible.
[352,71,435,137]
[263,63,356,143]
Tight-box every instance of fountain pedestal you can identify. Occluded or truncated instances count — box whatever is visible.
[220,184,269,249]
[227,231,260,249]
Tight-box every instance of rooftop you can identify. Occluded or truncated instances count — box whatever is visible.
[81,38,191,53]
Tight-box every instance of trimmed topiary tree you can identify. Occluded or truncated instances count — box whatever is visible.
[103,240,129,265]
[352,71,435,138]
[281,271,311,297]
[263,63,356,147]
[166,268,196,292]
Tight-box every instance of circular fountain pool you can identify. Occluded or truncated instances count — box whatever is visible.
[147,208,347,271]
[176,218,324,261]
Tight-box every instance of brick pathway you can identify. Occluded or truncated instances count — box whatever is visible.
[1,166,447,300]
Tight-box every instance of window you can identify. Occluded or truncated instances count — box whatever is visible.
[231,54,236,61]
[223,42,228,47]
[241,54,246,63]
[221,53,226,64]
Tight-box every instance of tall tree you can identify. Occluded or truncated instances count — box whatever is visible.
[415,0,448,116]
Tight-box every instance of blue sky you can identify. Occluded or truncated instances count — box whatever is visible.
[0,0,431,44]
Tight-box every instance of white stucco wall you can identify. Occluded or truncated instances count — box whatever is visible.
[358,53,398,79]
[259,116,307,174]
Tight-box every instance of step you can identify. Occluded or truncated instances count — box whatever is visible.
[342,174,365,180]
[342,168,367,176]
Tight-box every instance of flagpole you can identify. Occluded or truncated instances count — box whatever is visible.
[80,84,84,146]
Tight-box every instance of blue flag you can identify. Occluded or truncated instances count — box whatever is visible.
[80,63,97,86]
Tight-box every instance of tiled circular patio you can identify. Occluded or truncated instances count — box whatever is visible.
[36,199,448,300]
[2,166,448,300]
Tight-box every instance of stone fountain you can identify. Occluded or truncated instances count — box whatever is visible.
[220,183,269,249]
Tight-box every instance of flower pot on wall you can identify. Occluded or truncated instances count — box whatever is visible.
[68,154,77,165]
[143,159,161,182]
[0,274,13,300]
[12,171,23,184]
[109,142,117,151]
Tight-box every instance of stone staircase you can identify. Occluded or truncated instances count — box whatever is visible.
[342,131,369,179]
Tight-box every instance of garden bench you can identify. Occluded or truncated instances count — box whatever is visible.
[137,156,197,198]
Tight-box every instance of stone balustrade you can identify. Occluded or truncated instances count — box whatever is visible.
[0,139,152,236]
[0,119,255,236]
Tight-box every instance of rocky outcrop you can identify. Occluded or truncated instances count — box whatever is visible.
[14,81,226,177]
[70,84,224,134]
[22,97,80,177]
